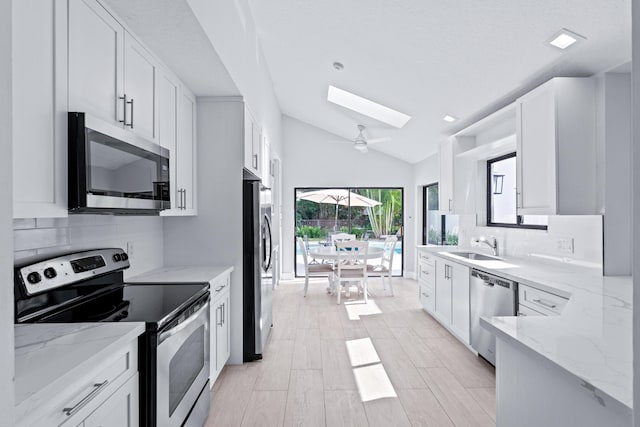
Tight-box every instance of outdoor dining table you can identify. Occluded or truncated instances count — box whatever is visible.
[308,246,385,261]
[308,246,385,295]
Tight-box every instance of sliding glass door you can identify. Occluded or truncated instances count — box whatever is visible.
[294,187,403,277]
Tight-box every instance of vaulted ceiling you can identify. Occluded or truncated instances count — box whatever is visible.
[248,0,631,163]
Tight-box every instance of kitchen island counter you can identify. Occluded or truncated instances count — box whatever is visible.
[416,245,632,416]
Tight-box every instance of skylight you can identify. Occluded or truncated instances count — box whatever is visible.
[548,29,584,50]
[327,85,411,128]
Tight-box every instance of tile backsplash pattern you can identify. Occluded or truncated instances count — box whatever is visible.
[456,215,603,269]
[14,215,164,278]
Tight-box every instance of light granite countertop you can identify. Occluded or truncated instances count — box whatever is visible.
[416,245,633,411]
[126,265,234,284]
[15,323,145,423]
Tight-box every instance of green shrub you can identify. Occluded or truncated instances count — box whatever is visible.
[296,225,324,239]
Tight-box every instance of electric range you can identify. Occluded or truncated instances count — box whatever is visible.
[14,248,211,427]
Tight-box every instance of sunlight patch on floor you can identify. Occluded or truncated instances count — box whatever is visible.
[344,299,382,320]
[346,337,397,403]
[345,338,381,367]
[353,364,397,402]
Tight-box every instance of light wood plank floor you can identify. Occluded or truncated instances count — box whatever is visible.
[206,277,496,426]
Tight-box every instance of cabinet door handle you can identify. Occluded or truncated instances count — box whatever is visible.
[252,153,258,169]
[183,189,187,209]
[127,98,134,129]
[63,380,109,416]
[516,192,522,208]
[532,298,557,309]
[119,94,127,125]
[448,199,452,212]
[217,306,223,327]
[222,302,225,325]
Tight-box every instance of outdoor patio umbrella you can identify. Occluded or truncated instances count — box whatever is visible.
[297,189,381,231]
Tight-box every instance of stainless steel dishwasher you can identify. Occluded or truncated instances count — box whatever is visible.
[469,269,517,365]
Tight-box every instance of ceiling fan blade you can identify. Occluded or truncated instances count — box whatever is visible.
[326,139,353,144]
[367,137,392,144]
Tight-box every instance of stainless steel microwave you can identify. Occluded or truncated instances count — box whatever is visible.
[68,112,170,214]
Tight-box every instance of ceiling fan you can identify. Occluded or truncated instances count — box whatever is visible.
[352,124,391,153]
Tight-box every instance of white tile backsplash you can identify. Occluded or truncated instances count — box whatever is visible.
[457,214,603,269]
[14,228,69,251]
[13,214,164,277]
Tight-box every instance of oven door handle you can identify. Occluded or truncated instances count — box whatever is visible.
[158,299,210,344]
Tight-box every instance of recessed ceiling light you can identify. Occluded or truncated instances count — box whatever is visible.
[548,29,585,50]
[327,85,411,128]
[333,62,344,71]
[443,115,457,123]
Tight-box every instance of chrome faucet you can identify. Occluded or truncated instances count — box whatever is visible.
[476,236,499,256]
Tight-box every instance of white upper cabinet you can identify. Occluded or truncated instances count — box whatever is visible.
[68,0,124,126]
[439,136,475,214]
[516,77,596,215]
[12,0,68,218]
[262,135,272,188]
[438,140,454,213]
[123,32,157,141]
[177,88,197,213]
[244,106,262,179]
[69,0,159,142]
[160,82,197,216]
[157,70,180,214]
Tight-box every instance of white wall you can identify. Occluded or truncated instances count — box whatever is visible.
[413,153,439,246]
[0,0,14,419]
[164,98,245,364]
[14,216,165,279]
[632,0,640,423]
[601,72,632,276]
[281,116,416,278]
[186,0,283,159]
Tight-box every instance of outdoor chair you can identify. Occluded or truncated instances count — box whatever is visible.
[367,235,397,296]
[330,233,356,245]
[297,237,334,296]
[332,240,369,304]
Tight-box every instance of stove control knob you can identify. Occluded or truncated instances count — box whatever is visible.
[113,253,122,262]
[43,267,57,279]
[27,272,41,284]
[121,252,129,261]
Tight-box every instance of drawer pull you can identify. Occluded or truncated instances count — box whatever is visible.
[215,285,225,292]
[63,380,109,416]
[421,292,429,298]
[532,298,557,309]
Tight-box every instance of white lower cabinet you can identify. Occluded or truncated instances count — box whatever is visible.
[83,373,139,427]
[17,336,140,427]
[418,251,470,345]
[434,261,453,324]
[210,272,231,385]
[450,263,470,343]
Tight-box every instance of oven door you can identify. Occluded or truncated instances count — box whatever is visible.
[156,301,210,427]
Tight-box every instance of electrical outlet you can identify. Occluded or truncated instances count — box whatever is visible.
[556,237,574,254]
[126,241,135,260]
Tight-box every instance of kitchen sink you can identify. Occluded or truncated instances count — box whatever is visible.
[447,252,500,261]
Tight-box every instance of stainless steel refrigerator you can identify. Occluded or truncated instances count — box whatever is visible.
[242,170,273,362]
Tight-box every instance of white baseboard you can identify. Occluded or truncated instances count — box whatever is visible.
[281,272,294,280]
[405,270,416,280]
